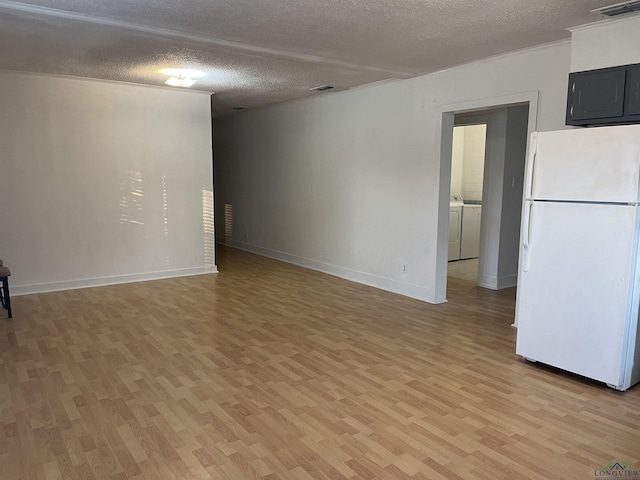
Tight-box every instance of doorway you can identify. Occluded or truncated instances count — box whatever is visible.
[434,92,538,303]
[447,123,487,284]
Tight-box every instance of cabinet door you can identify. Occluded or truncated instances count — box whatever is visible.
[568,69,626,121]
[627,66,640,116]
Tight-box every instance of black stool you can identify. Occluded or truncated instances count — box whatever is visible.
[0,261,11,319]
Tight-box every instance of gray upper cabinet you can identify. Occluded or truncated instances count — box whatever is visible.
[566,63,640,126]
[627,66,640,117]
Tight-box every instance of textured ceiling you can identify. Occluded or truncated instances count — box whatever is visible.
[0,0,617,116]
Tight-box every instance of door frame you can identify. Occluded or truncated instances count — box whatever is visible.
[433,91,540,304]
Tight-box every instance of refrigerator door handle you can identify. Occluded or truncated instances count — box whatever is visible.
[522,202,533,272]
[525,132,538,199]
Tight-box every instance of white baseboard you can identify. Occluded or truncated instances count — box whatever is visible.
[12,266,218,297]
[497,274,517,289]
[477,275,497,290]
[478,273,517,290]
[222,241,440,304]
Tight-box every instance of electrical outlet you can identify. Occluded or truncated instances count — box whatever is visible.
[402,264,407,274]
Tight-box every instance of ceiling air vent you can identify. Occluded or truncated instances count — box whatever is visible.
[232,106,248,111]
[593,0,640,16]
[310,85,334,92]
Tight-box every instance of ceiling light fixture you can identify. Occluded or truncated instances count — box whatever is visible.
[159,68,205,88]
[592,0,640,16]
[165,75,196,87]
[159,68,206,78]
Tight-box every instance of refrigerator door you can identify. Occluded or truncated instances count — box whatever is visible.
[526,125,640,203]
[516,201,639,387]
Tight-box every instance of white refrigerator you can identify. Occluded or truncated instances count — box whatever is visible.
[515,124,640,391]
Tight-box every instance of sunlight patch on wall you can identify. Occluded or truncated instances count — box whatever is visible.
[162,176,169,238]
[224,203,233,245]
[119,170,144,226]
[162,176,171,266]
[202,189,215,270]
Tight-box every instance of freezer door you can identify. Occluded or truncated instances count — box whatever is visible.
[527,125,640,203]
[516,201,638,387]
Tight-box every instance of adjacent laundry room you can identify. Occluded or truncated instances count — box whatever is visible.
[448,123,486,282]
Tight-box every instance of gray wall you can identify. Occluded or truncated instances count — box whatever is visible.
[498,105,530,286]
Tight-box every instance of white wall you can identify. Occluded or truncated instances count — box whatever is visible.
[0,72,216,295]
[450,128,464,198]
[570,14,640,72]
[214,41,571,303]
[450,124,486,201]
[460,124,486,202]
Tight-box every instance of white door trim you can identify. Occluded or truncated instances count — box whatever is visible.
[433,91,540,304]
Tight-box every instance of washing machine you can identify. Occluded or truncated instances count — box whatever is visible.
[448,195,463,261]
[461,203,482,259]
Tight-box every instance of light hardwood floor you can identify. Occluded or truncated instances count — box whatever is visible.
[447,259,478,284]
[1,245,639,479]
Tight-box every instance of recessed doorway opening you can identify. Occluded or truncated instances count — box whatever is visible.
[434,91,539,304]
[448,123,487,285]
